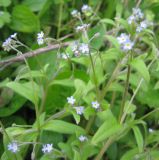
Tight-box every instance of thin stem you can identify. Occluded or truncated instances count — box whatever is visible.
[136,0,142,8]
[78,15,100,133]
[89,53,99,99]
[0,121,11,141]
[110,91,116,108]
[94,136,115,160]
[0,121,18,160]
[85,116,95,133]
[16,51,40,132]
[119,64,131,121]
[100,56,127,100]
[13,47,41,159]
[120,58,156,124]
[45,109,67,122]
[39,43,63,113]
[57,2,63,39]
[85,53,99,133]
[140,108,159,120]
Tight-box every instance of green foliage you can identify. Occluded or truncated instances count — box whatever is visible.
[0,0,159,159]
[10,5,40,32]
[92,110,121,144]
[0,0,11,7]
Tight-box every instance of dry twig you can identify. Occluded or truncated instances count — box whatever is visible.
[0,42,70,68]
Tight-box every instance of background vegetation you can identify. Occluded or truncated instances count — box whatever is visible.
[1,0,159,159]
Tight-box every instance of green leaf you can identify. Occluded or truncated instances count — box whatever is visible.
[0,0,11,7]
[42,120,85,134]
[154,81,159,89]
[3,128,26,160]
[117,18,130,33]
[71,57,90,67]
[130,58,150,83]
[0,11,11,28]
[89,24,105,49]
[72,111,80,124]
[74,79,86,99]
[132,126,144,153]
[121,148,138,160]
[0,18,4,28]
[74,150,81,160]
[92,109,121,144]
[58,142,73,159]
[137,83,159,108]
[106,35,120,49]
[102,48,120,61]
[40,149,64,160]
[17,70,45,80]
[84,106,95,120]
[0,11,11,23]
[3,127,37,160]
[100,18,116,26]
[0,94,26,117]
[81,144,98,160]
[1,152,22,160]
[124,101,136,114]
[6,81,40,104]
[23,0,48,11]
[10,5,40,33]
[50,79,74,87]
[108,82,124,92]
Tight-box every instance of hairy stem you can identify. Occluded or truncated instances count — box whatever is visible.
[100,56,127,100]
[120,58,156,124]
[119,64,131,121]
[57,2,63,39]
[94,136,115,160]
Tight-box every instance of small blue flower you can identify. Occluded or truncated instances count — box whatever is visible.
[8,142,19,153]
[117,33,130,44]
[71,10,81,18]
[122,41,134,51]
[37,31,44,45]
[79,135,88,142]
[67,96,76,105]
[74,106,84,115]
[42,144,53,153]
[92,101,100,109]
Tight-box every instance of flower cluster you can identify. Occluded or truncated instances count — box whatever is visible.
[8,141,53,154]
[2,33,17,51]
[67,96,100,115]
[42,144,53,153]
[117,33,134,51]
[71,42,89,56]
[128,8,153,33]
[71,4,92,18]
[81,4,92,15]
[37,31,44,45]
[128,8,144,24]
[136,20,153,33]
[59,53,70,60]
[67,96,85,115]
[75,23,90,32]
[71,10,81,18]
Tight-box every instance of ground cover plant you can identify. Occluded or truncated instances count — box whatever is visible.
[0,0,159,159]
